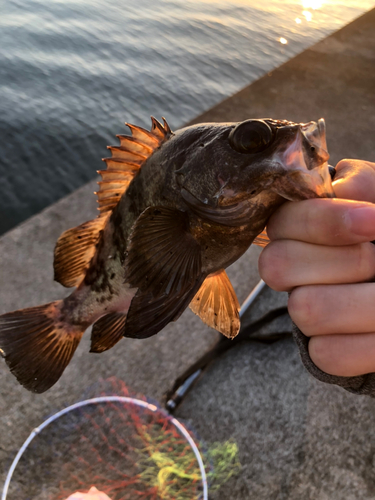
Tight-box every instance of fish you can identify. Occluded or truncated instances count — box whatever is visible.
[0,116,333,393]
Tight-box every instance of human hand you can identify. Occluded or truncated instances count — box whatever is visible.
[66,486,112,500]
[258,159,375,377]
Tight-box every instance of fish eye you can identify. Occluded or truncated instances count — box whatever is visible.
[228,120,273,154]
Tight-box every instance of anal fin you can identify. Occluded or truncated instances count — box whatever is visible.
[190,270,240,338]
[90,312,127,353]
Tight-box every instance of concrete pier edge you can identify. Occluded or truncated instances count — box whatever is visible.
[1,8,375,499]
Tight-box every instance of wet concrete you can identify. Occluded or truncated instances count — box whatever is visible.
[1,7,375,499]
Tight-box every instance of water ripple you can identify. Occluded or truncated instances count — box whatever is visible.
[0,0,373,234]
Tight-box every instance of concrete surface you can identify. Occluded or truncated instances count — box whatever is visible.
[1,7,375,499]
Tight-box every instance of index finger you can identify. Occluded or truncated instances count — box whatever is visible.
[266,198,375,246]
[266,159,375,245]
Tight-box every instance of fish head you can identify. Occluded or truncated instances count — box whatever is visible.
[222,117,333,204]
[249,117,333,202]
[174,118,333,212]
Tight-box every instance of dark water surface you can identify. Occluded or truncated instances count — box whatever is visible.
[1,0,374,235]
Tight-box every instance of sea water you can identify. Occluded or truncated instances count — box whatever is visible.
[0,0,374,234]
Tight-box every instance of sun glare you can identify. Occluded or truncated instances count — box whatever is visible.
[302,10,313,21]
[302,0,323,8]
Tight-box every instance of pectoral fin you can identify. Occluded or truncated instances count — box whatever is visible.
[190,270,240,338]
[125,206,202,298]
[124,280,204,339]
[124,205,204,338]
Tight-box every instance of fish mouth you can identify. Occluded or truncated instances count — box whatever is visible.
[271,118,334,201]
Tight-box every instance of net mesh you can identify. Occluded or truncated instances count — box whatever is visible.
[5,378,240,500]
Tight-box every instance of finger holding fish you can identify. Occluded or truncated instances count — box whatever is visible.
[265,197,375,246]
[259,158,375,377]
[258,239,375,292]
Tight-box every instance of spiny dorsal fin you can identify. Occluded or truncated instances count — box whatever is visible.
[54,117,172,288]
[54,215,109,287]
[253,228,270,247]
[189,270,240,338]
[98,116,172,215]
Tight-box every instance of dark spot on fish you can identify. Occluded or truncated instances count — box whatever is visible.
[250,189,257,195]
[110,273,116,279]
[311,146,316,152]
[199,143,205,148]
[205,246,208,250]
[77,236,82,239]
[110,208,127,263]
[214,313,217,316]
[84,227,115,295]
[153,209,162,215]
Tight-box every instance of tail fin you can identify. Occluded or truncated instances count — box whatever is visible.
[0,301,85,393]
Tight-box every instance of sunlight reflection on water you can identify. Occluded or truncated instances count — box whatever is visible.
[0,0,374,234]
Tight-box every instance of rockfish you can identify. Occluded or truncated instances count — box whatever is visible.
[0,117,333,393]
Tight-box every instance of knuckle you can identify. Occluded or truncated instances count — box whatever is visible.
[335,159,354,171]
[265,215,278,240]
[304,202,322,242]
[355,243,375,281]
[288,287,316,335]
[258,241,291,291]
[308,336,334,373]
[309,336,349,376]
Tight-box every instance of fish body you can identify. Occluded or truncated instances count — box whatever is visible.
[0,117,333,392]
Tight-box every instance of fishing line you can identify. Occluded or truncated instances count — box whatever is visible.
[165,167,338,411]
[166,280,291,412]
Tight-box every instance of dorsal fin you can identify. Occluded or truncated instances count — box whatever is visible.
[253,228,270,247]
[97,116,172,216]
[54,215,109,287]
[54,117,173,288]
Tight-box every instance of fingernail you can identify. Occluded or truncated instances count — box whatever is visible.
[344,205,375,237]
